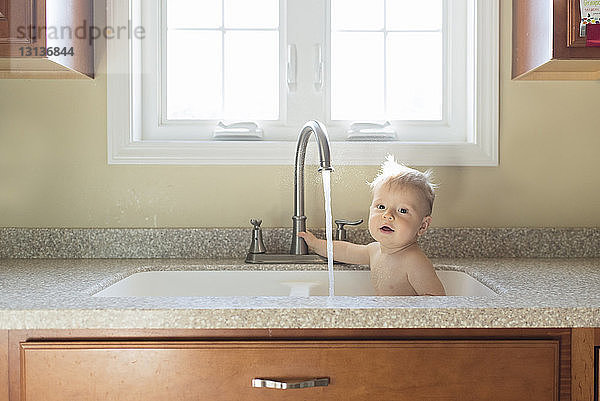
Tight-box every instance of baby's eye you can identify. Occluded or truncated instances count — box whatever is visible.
[399,208,408,214]
[377,204,385,210]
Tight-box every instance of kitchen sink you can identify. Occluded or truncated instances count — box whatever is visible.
[93,270,496,297]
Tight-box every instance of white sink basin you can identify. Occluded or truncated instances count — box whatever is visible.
[94,270,496,297]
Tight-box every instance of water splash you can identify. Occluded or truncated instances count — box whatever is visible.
[321,169,335,297]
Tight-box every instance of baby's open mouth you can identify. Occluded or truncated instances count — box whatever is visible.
[380,225,395,232]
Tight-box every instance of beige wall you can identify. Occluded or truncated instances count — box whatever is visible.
[1,1,599,229]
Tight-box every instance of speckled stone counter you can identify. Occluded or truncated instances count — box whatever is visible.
[2,227,599,258]
[0,258,599,329]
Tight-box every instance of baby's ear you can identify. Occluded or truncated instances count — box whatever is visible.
[418,216,432,236]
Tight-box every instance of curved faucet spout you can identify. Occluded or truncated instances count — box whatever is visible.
[291,120,333,255]
[295,120,333,173]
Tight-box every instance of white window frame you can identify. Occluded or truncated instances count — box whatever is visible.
[107,0,498,166]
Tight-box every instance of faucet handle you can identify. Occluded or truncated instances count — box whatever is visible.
[334,219,364,241]
[334,218,363,228]
[248,219,266,254]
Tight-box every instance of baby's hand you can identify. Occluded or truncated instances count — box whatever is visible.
[297,231,319,248]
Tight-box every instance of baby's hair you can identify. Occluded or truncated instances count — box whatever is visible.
[369,155,437,216]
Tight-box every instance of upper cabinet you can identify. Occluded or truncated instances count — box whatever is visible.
[0,0,93,79]
[513,0,600,80]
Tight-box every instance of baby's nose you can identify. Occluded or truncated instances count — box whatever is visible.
[383,211,394,220]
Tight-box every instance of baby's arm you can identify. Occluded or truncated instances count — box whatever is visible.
[406,256,446,296]
[298,231,370,265]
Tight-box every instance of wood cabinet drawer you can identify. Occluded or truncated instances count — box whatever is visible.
[20,340,558,401]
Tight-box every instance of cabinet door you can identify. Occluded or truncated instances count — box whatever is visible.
[0,0,44,57]
[513,0,600,79]
[20,340,559,401]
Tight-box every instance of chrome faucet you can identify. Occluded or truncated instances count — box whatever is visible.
[290,120,333,254]
[245,120,333,264]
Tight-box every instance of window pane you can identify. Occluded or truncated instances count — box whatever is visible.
[331,32,384,120]
[386,0,442,31]
[167,31,222,120]
[331,0,384,30]
[167,0,222,29]
[224,31,279,120]
[387,32,442,120]
[225,0,279,28]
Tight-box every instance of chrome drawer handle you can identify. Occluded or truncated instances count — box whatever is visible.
[252,377,329,390]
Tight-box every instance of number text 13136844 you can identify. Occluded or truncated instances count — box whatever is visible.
[19,47,75,57]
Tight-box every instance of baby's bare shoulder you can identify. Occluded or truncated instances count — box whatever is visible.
[404,247,435,272]
[404,248,444,296]
[366,242,380,251]
[365,241,381,257]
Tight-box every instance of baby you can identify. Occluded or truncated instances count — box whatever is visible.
[298,155,445,296]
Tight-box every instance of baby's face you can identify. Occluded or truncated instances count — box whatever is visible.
[368,184,431,250]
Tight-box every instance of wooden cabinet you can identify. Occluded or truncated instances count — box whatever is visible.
[512,0,600,80]
[0,331,7,401]
[571,328,596,401]
[597,347,600,401]
[0,0,31,51]
[0,0,93,79]
[20,340,559,401]
[9,328,600,401]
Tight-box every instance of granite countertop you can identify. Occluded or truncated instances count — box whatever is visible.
[0,258,599,330]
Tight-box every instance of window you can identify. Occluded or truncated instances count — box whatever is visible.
[107,0,498,165]
[165,0,280,121]
[330,0,443,121]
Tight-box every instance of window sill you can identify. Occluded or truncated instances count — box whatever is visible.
[107,139,498,166]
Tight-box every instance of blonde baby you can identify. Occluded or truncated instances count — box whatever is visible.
[298,155,445,296]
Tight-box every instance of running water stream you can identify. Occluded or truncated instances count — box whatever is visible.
[321,169,335,297]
